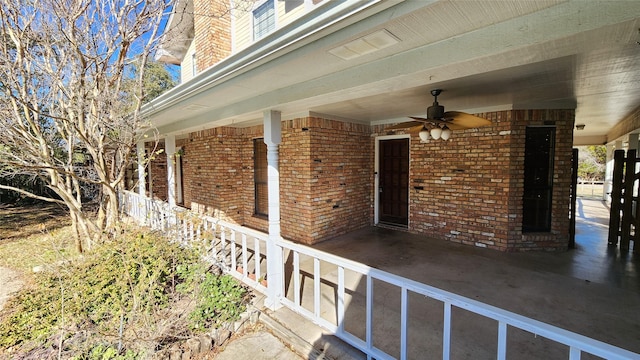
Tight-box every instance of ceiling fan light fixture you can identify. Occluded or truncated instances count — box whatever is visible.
[419,128,431,142]
[389,88,491,139]
[441,125,452,141]
[430,126,442,140]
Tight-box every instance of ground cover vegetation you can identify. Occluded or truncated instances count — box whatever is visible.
[0,204,250,359]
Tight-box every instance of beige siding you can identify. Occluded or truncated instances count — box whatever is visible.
[277,1,306,27]
[180,40,197,83]
[232,0,322,54]
[234,6,252,51]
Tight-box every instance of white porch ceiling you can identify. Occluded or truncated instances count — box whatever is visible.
[145,0,640,146]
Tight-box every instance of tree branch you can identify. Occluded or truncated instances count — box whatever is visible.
[0,184,65,205]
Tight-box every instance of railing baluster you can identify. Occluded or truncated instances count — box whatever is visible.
[569,347,581,360]
[220,226,227,267]
[182,218,188,244]
[337,266,345,332]
[207,221,215,263]
[400,287,408,360]
[205,221,217,263]
[294,251,300,306]
[230,230,236,270]
[366,274,373,359]
[443,302,451,360]
[254,237,261,282]
[497,321,507,360]
[314,257,321,320]
[241,234,248,278]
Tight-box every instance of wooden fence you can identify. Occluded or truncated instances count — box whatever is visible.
[607,149,638,252]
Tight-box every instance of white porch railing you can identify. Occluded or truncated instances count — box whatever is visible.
[119,190,639,360]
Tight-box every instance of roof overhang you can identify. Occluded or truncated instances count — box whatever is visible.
[156,0,194,65]
[143,0,640,146]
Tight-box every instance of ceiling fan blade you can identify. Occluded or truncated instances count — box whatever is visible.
[386,120,426,130]
[444,111,492,129]
[408,116,429,122]
[409,116,448,125]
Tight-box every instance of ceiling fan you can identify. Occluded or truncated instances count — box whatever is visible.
[387,89,491,141]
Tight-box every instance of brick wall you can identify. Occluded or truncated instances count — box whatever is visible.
[505,109,575,251]
[373,109,574,251]
[280,117,372,243]
[177,139,191,207]
[181,127,246,222]
[172,117,372,244]
[193,0,232,72]
[402,112,513,251]
[149,109,573,251]
[148,142,168,201]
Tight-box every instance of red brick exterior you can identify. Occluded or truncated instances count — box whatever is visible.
[148,142,168,201]
[148,110,574,251]
[193,0,232,72]
[176,138,190,207]
[150,1,576,251]
[507,109,575,251]
[373,109,574,251]
[278,118,372,243]
[149,118,371,244]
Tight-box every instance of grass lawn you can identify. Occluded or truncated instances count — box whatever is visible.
[0,203,76,272]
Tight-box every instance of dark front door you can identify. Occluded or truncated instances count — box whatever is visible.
[379,138,409,226]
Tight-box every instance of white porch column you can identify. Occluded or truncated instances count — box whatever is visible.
[165,135,177,208]
[136,141,148,225]
[604,142,615,203]
[263,110,283,310]
[136,141,146,196]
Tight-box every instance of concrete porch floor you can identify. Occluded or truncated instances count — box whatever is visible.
[265,198,640,359]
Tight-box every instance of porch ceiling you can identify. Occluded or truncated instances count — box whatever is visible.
[145,0,640,146]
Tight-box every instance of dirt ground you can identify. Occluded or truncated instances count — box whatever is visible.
[0,202,69,242]
[0,266,23,311]
[0,203,69,311]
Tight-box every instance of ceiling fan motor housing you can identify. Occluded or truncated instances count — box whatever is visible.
[427,102,445,119]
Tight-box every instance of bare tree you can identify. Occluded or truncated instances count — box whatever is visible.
[0,0,172,252]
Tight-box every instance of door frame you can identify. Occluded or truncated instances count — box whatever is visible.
[374,134,410,226]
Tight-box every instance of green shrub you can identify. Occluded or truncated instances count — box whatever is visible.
[0,228,249,358]
[188,273,249,330]
[69,345,138,360]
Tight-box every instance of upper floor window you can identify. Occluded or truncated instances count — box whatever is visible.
[285,0,303,13]
[253,0,275,40]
